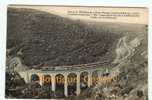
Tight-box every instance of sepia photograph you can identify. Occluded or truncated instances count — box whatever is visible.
[5,5,148,100]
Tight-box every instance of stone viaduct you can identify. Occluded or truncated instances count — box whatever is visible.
[18,62,116,97]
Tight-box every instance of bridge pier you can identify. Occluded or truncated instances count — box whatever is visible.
[88,72,93,87]
[51,74,56,92]
[76,73,81,96]
[38,74,43,86]
[64,74,68,97]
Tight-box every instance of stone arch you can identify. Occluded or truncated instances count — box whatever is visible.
[31,74,39,82]
[80,71,89,91]
[67,73,77,96]
[55,74,65,98]
[42,74,52,95]
[43,75,52,86]
[92,70,99,85]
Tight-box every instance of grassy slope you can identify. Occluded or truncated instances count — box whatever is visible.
[7,8,146,68]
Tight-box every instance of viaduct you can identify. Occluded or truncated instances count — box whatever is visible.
[18,62,118,97]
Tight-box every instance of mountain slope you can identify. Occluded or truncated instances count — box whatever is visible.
[7,8,120,67]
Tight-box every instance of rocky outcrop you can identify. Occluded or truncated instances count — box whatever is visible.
[91,32,148,100]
